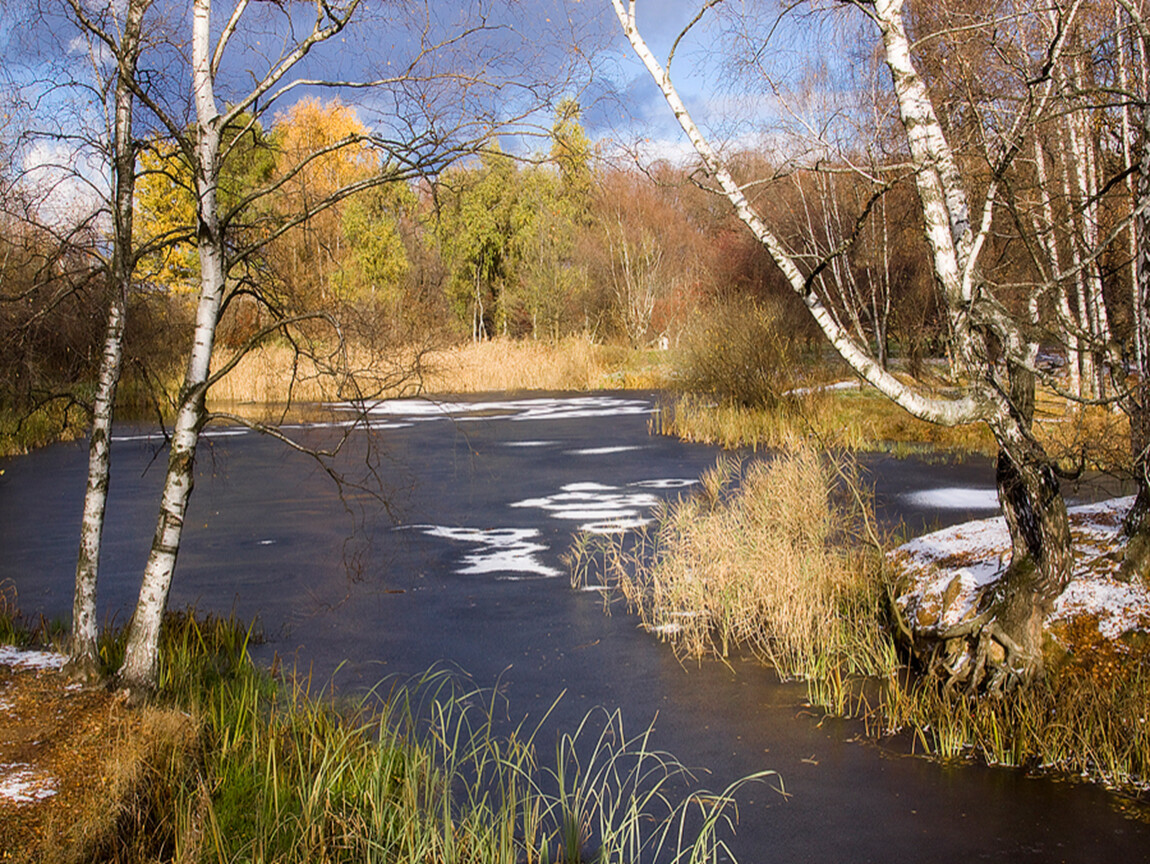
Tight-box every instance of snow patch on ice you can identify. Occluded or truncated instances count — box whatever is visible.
[512,482,661,533]
[407,526,561,578]
[565,446,644,456]
[342,395,654,424]
[901,487,1001,510]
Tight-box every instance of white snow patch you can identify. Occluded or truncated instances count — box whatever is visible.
[0,764,58,804]
[565,446,644,456]
[511,483,662,533]
[580,518,654,535]
[341,396,654,424]
[511,478,696,534]
[785,380,861,397]
[0,646,66,671]
[629,479,698,490]
[901,487,1001,510]
[892,496,1150,641]
[407,526,561,578]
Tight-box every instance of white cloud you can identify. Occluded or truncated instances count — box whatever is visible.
[20,138,107,229]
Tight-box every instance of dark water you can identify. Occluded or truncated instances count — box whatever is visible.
[1,392,1147,863]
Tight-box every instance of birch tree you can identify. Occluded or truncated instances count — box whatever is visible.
[1113,0,1150,578]
[609,0,1098,691]
[116,0,571,691]
[59,0,152,680]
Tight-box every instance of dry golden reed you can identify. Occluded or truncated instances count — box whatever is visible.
[658,388,998,456]
[576,444,897,691]
[205,337,670,410]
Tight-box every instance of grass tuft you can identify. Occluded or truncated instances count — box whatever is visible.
[1,604,769,863]
[572,444,899,711]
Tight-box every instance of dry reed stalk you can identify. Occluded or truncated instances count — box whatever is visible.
[586,445,895,686]
[203,337,655,411]
[418,336,618,393]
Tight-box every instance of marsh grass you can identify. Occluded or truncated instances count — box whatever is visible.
[0,606,766,863]
[880,662,1150,792]
[662,374,1136,470]
[170,627,766,864]
[570,446,1150,799]
[0,400,89,457]
[202,337,669,412]
[572,445,900,712]
[657,389,997,455]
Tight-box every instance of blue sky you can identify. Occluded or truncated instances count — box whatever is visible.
[2,0,864,217]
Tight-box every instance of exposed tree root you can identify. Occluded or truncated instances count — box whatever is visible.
[925,611,1041,697]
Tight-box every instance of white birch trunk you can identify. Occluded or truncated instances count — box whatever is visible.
[71,288,126,675]
[1117,3,1144,372]
[118,0,223,690]
[1061,117,1098,399]
[70,0,148,678]
[1033,136,1082,397]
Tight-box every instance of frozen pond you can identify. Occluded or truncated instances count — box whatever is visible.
[0,392,1145,861]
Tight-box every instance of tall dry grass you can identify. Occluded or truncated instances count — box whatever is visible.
[204,337,670,410]
[657,387,998,456]
[573,444,898,712]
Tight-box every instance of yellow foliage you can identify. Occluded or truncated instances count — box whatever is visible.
[274,96,376,201]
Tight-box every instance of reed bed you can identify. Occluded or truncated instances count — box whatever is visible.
[656,390,997,456]
[572,445,899,712]
[204,337,669,411]
[880,661,1150,792]
[416,337,668,394]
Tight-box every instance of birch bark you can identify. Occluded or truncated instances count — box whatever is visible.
[1114,0,1150,582]
[611,0,1074,686]
[118,0,222,690]
[68,0,150,679]
[118,0,363,690]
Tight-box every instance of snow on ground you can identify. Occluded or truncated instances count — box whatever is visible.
[785,380,862,397]
[0,646,65,672]
[0,647,67,806]
[0,763,57,804]
[891,496,1150,644]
